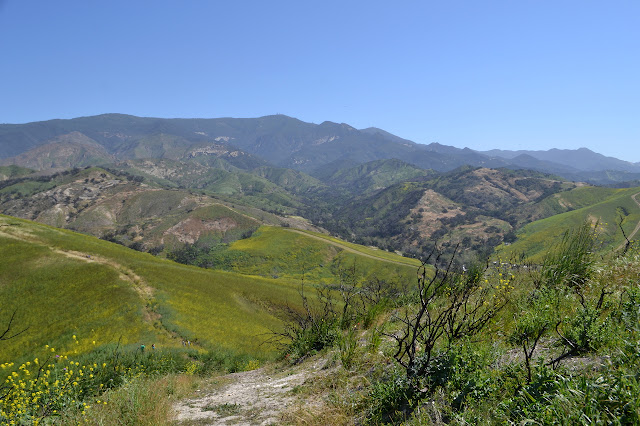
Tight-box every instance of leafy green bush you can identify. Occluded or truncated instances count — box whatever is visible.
[286,317,338,361]
[560,303,613,354]
[367,372,416,424]
[498,344,640,425]
[619,286,640,333]
[509,286,559,382]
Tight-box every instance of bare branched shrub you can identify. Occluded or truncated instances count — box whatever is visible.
[388,245,510,392]
[0,309,28,342]
[266,281,338,361]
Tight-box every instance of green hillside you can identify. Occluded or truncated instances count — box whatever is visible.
[225,226,419,283]
[497,186,640,261]
[0,165,33,180]
[111,159,303,213]
[0,215,417,364]
[0,167,270,252]
[322,158,431,194]
[0,215,304,363]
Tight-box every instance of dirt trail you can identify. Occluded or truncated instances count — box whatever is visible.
[283,228,418,268]
[616,192,640,252]
[51,248,153,298]
[0,218,177,341]
[173,358,331,425]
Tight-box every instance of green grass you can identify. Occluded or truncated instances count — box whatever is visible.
[273,227,640,425]
[226,226,418,284]
[0,165,33,180]
[0,234,153,363]
[0,216,416,366]
[0,179,57,196]
[0,215,299,362]
[497,186,640,261]
[282,228,422,267]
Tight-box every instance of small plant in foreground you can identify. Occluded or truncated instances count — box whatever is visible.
[0,338,252,423]
[338,328,358,370]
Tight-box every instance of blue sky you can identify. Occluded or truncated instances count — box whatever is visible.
[1,1,638,161]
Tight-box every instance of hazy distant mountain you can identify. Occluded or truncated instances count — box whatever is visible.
[422,143,512,169]
[0,131,115,170]
[359,127,417,146]
[507,154,581,175]
[0,114,492,174]
[480,148,640,173]
[1,114,637,185]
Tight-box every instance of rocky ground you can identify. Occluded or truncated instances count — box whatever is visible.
[173,357,333,426]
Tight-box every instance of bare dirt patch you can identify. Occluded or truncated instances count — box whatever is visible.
[164,217,239,244]
[279,215,326,233]
[410,189,464,238]
[173,358,333,425]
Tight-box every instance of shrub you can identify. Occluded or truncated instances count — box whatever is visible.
[388,247,510,391]
[367,373,416,424]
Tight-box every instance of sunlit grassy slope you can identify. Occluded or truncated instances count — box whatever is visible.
[0,165,33,180]
[497,186,640,261]
[226,226,419,284]
[0,215,417,364]
[0,215,304,362]
[285,228,423,267]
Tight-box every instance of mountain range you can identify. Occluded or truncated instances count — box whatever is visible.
[2,114,639,185]
[1,113,639,265]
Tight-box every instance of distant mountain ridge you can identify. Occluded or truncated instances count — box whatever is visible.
[480,147,640,173]
[0,131,115,170]
[0,113,638,184]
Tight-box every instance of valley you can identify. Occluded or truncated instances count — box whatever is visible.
[0,114,639,424]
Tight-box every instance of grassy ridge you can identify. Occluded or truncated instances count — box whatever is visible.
[0,215,298,362]
[0,165,33,180]
[497,186,640,261]
[0,232,155,362]
[281,228,422,267]
[226,226,419,284]
[0,216,417,365]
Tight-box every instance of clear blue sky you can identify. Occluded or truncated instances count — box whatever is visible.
[1,1,638,161]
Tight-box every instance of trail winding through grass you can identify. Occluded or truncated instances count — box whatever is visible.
[0,219,181,343]
[283,228,419,267]
[616,192,640,252]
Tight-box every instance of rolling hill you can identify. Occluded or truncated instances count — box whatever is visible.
[0,167,277,252]
[307,167,580,263]
[0,214,417,363]
[3,161,634,267]
[496,186,640,261]
[2,113,639,273]
[0,165,34,180]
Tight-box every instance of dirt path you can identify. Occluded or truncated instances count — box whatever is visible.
[616,192,640,252]
[283,228,418,268]
[173,358,330,425]
[0,217,178,342]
